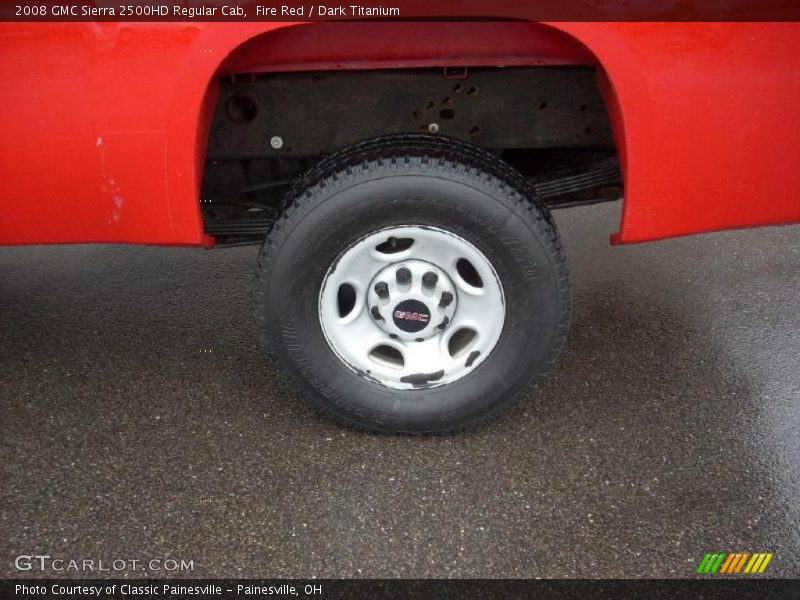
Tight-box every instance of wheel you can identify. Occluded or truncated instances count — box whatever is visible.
[256,134,570,433]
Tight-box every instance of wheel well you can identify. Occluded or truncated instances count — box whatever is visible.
[199,22,623,245]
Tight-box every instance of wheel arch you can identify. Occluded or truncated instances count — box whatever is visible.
[172,21,631,246]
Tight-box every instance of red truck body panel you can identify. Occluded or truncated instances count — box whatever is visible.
[1,21,799,246]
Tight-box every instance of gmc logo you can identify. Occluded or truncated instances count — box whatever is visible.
[394,311,429,323]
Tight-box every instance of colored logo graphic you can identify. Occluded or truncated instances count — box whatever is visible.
[696,552,773,574]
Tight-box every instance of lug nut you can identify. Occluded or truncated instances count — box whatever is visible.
[422,271,438,288]
[437,316,450,330]
[439,291,454,307]
[396,267,411,285]
[370,306,383,321]
[374,281,389,299]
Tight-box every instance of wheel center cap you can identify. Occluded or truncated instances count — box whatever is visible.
[367,259,457,342]
[392,299,431,332]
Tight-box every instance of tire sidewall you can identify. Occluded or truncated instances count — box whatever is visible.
[261,163,567,432]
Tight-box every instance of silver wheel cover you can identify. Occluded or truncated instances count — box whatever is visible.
[319,225,505,390]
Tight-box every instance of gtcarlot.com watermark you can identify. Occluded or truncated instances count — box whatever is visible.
[14,554,194,573]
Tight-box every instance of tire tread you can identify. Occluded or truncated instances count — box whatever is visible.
[256,134,570,434]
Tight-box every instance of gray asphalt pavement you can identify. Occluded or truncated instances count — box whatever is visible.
[1,203,798,578]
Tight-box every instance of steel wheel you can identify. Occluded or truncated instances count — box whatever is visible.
[319,225,505,389]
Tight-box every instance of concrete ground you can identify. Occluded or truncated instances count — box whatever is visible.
[1,203,798,578]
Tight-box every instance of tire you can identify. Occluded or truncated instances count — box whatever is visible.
[256,134,570,434]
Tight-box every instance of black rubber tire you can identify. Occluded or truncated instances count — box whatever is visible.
[256,134,570,434]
